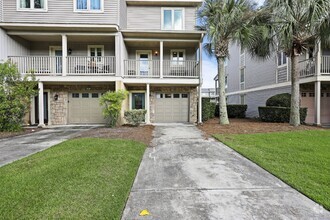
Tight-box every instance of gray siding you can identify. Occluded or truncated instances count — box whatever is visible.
[127,47,196,60]
[127,6,196,30]
[227,86,291,118]
[0,28,30,62]
[277,66,288,83]
[226,43,240,93]
[30,42,115,56]
[0,0,3,22]
[3,0,118,24]
[119,0,127,29]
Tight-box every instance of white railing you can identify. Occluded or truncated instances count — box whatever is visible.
[8,56,62,75]
[321,56,330,74]
[299,59,316,78]
[163,60,200,78]
[67,56,115,75]
[124,60,160,77]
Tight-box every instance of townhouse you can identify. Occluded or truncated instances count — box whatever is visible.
[224,43,330,126]
[0,0,204,126]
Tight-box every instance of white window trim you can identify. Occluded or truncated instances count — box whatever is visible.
[136,50,153,60]
[277,51,288,67]
[129,91,146,110]
[170,49,186,66]
[73,0,104,13]
[17,0,48,12]
[161,8,185,31]
[240,68,245,90]
[87,45,105,57]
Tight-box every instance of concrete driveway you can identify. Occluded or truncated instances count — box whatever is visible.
[122,124,330,220]
[0,126,96,167]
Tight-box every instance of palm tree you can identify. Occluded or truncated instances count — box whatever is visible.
[198,0,257,125]
[253,0,330,126]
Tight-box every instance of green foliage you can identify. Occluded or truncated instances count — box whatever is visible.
[0,61,38,131]
[266,93,291,107]
[124,109,147,126]
[209,102,216,119]
[258,107,307,123]
[215,104,247,118]
[100,90,128,127]
[202,98,212,122]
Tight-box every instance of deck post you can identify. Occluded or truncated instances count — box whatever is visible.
[146,83,151,124]
[62,34,67,76]
[160,41,163,78]
[38,82,45,128]
[314,81,321,126]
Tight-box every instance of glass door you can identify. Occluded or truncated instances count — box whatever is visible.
[132,93,145,110]
[55,50,62,73]
[137,51,152,76]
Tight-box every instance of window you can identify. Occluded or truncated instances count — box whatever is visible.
[18,0,47,10]
[173,94,180,98]
[165,94,172,98]
[162,8,184,30]
[72,93,79,98]
[277,52,287,66]
[171,50,185,65]
[301,92,307,97]
[240,68,245,90]
[181,94,188,98]
[75,0,103,12]
[309,92,315,97]
[92,93,99,98]
[240,95,245,105]
[156,93,163,99]
[88,45,104,63]
[82,93,89,98]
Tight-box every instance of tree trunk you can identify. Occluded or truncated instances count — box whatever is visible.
[217,57,229,125]
[290,54,300,126]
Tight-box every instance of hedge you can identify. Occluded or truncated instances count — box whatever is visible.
[215,104,247,118]
[202,98,212,122]
[124,109,147,126]
[266,93,291,107]
[258,106,307,123]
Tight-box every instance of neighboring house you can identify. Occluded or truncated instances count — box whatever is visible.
[225,43,330,126]
[0,0,204,126]
[202,88,218,102]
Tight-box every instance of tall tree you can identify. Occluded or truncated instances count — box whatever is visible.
[198,0,257,125]
[252,0,330,126]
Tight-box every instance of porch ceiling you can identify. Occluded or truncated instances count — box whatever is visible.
[126,0,203,7]
[8,34,115,42]
[125,40,199,48]
[122,30,203,40]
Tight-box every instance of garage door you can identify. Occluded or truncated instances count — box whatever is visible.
[300,92,314,124]
[155,93,189,123]
[68,92,106,124]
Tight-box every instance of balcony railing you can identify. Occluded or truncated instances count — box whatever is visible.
[9,56,62,75]
[299,59,316,78]
[67,56,115,75]
[321,56,330,74]
[124,60,200,78]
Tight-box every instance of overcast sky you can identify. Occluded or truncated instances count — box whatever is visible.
[202,0,265,88]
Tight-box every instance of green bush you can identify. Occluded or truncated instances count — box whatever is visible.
[266,93,291,107]
[202,98,213,122]
[258,107,307,123]
[124,110,147,126]
[209,102,216,119]
[215,104,247,118]
[100,90,128,127]
[0,61,38,131]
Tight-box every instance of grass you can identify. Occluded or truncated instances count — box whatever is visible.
[214,130,330,211]
[0,138,146,219]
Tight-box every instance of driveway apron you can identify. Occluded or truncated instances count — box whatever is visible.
[0,126,95,167]
[122,124,330,220]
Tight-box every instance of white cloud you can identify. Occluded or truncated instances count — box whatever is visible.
[202,57,217,88]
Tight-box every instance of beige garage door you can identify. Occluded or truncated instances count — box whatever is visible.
[68,92,106,124]
[155,93,189,123]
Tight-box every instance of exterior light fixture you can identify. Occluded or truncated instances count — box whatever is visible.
[54,94,59,101]
[68,48,72,55]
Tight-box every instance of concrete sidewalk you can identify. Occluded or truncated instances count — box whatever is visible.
[122,124,330,220]
[0,126,95,167]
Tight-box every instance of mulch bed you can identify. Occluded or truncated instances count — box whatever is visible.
[198,118,323,137]
[0,127,43,139]
[74,125,154,146]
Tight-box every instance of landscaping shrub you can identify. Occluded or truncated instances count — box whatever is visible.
[0,61,38,131]
[266,93,291,107]
[100,90,128,127]
[215,104,247,118]
[124,109,147,126]
[202,98,212,122]
[209,102,216,119]
[258,107,307,123]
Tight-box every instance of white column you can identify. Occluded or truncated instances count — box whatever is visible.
[38,82,45,127]
[315,81,321,126]
[198,42,203,124]
[146,83,150,124]
[115,34,121,76]
[30,97,35,125]
[160,41,163,78]
[62,34,67,76]
[316,41,322,77]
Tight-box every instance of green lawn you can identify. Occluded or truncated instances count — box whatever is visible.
[214,130,330,210]
[0,138,146,219]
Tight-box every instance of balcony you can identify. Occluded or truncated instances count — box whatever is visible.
[299,56,330,78]
[9,56,116,76]
[124,60,200,78]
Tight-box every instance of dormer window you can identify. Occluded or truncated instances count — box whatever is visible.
[18,0,47,11]
[162,8,184,30]
[74,0,103,12]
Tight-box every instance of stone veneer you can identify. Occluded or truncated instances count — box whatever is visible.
[149,86,198,123]
[45,84,114,125]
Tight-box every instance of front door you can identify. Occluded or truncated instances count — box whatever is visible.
[132,93,145,109]
[136,51,152,76]
[34,92,49,124]
[55,50,63,73]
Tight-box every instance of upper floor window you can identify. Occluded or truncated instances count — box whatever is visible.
[162,8,184,30]
[75,0,103,12]
[277,51,287,66]
[171,50,185,65]
[18,0,47,11]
